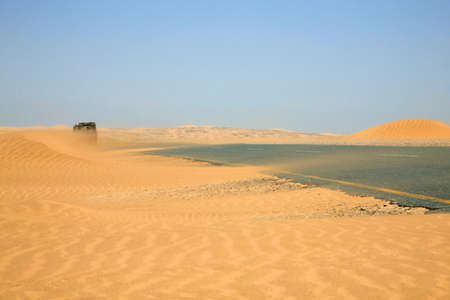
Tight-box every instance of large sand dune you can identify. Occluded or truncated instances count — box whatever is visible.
[1,129,450,298]
[347,119,450,140]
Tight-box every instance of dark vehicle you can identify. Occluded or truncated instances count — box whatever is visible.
[73,122,97,145]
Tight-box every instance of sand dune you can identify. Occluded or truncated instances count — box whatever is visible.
[3,121,449,146]
[97,122,450,146]
[0,124,71,132]
[348,119,450,140]
[97,125,346,145]
[1,129,450,299]
[99,125,340,144]
[1,124,345,145]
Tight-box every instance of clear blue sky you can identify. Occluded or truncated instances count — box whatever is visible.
[1,0,449,133]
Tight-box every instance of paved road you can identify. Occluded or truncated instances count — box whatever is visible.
[149,144,450,211]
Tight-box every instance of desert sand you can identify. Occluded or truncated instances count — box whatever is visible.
[2,118,449,146]
[347,119,450,140]
[1,123,450,299]
[99,119,450,146]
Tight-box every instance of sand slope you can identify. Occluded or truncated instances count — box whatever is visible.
[347,119,450,140]
[1,130,450,299]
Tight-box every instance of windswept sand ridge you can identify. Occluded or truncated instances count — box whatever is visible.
[0,130,264,202]
[1,129,450,298]
[0,125,71,132]
[347,119,450,140]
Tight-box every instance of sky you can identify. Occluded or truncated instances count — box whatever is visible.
[0,0,449,134]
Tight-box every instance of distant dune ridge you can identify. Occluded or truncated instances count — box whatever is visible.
[1,119,449,146]
[96,125,343,144]
[347,119,450,140]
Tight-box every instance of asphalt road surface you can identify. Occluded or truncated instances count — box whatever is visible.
[148,144,450,211]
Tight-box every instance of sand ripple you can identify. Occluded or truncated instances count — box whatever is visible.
[1,130,449,299]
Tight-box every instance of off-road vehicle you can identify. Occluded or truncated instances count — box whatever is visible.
[73,122,97,145]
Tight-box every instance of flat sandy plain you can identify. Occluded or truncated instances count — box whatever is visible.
[1,119,449,299]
